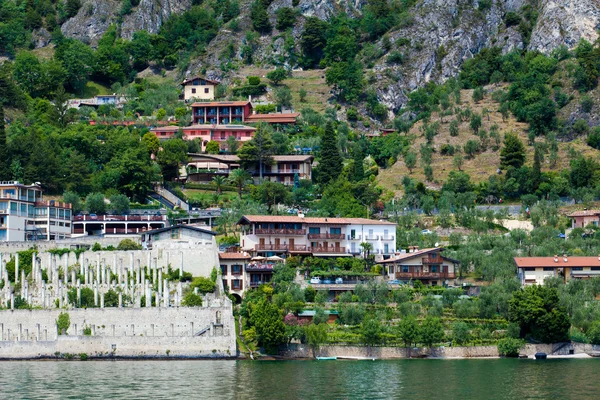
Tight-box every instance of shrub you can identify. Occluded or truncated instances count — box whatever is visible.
[83,326,92,336]
[191,277,216,294]
[182,292,203,307]
[57,312,70,335]
[305,286,316,302]
[346,107,358,121]
[497,337,524,357]
[117,239,141,250]
[580,95,594,113]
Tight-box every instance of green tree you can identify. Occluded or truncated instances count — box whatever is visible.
[325,61,364,103]
[251,181,290,213]
[361,316,382,356]
[212,175,226,195]
[500,133,526,169]
[117,239,141,250]
[65,0,81,18]
[156,108,167,120]
[206,141,220,154]
[190,277,216,293]
[451,321,470,345]
[470,113,482,134]
[497,337,524,357]
[250,297,286,354]
[182,292,203,307]
[420,317,444,347]
[266,67,289,85]
[109,194,130,214]
[352,143,365,181]
[0,102,9,180]
[228,168,252,199]
[300,17,328,67]
[453,154,464,171]
[405,151,417,173]
[305,323,328,358]
[274,86,292,109]
[318,122,343,185]
[276,7,297,30]
[85,193,106,214]
[157,139,188,181]
[57,312,70,335]
[142,132,160,155]
[508,285,570,343]
[238,123,274,180]
[63,191,83,213]
[398,316,420,353]
[449,119,459,137]
[250,0,271,33]
[299,88,307,102]
[55,39,95,94]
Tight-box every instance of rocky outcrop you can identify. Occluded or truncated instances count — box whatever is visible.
[529,0,600,53]
[61,0,191,44]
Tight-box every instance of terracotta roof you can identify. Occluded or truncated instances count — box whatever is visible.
[377,248,441,264]
[182,76,219,85]
[219,252,251,260]
[143,224,217,236]
[514,256,600,268]
[188,153,240,162]
[246,113,300,123]
[238,215,396,225]
[272,155,314,162]
[567,210,600,217]
[191,101,250,107]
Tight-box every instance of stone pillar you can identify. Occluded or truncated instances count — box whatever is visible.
[96,260,100,286]
[10,293,14,310]
[163,279,169,307]
[63,254,68,285]
[14,253,19,284]
[112,254,117,274]
[71,269,76,288]
[179,251,184,278]
[20,270,25,296]
[76,281,81,307]
[177,282,182,307]
[94,284,98,306]
[41,285,45,309]
[145,284,151,308]
[31,252,36,283]
[118,293,122,307]
[100,292,105,308]
[155,292,161,308]
[0,252,3,282]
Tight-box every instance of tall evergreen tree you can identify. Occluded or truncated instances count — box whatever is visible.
[318,122,342,185]
[352,143,365,181]
[238,123,274,180]
[0,86,10,181]
[500,133,526,170]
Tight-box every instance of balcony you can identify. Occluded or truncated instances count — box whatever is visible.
[246,264,275,272]
[381,235,395,241]
[348,235,362,241]
[255,228,306,235]
[255,244,289,251]
[307,233,346,240]
[422,255,444,264]
[395,271,456,279]
[365,235,379,241]
[289,245,310,252]
[310,246,347,254]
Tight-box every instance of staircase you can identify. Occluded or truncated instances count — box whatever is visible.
[155,185,190,212]
[148,193,175,210]
[194,326,211,336]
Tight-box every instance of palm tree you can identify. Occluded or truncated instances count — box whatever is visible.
[212,175,226,196]
[228,168,252,199]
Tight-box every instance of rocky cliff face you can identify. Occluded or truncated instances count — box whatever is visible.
[61,0,191,44]
[528,0,600,53]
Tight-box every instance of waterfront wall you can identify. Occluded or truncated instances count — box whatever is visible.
[0,306,236,359]
[280,343,600,359]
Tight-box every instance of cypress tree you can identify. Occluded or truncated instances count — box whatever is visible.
[352,143,364,181]
[0,90,9,181]
[318,122,342,185]
[500,133,525,170]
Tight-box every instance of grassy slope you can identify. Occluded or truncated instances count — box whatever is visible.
[377,86,598,195]
[234,67,331,112]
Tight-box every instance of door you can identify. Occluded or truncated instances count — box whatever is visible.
[334,242,340,251]
[351,229,356,239]
[289,238,295,250]
[275,238,281,250]
[259,238,265,250]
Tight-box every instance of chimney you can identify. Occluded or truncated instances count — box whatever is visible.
[554,255,558,263]
[563,254,568,263]
[414,246,419,252]
[298,211,304,218]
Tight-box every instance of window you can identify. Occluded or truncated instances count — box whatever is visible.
[170,229,180,239]
[204,88,209,94]
[389,265,394,274]
[232,265,242,275]
[384,229,389,237]
[572,267,583,271]
[192,88,196,94]
[309,227,320,234]
[350,229,356,239]
[330,227,341,234]
[232,279,242,290]
[220,265,228,275]
[431,265,439,273]
[543,267,555,271]
[522,267,535,271]
[592,267,600,271]
[384,244,389,254]
[369,229,374,237]
[402,266,409,273]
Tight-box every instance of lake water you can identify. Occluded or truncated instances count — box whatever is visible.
[0,358,598,399]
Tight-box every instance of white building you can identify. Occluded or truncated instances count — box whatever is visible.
[0,181,72,241]
[182,76,219,102]
[237,215,397,259]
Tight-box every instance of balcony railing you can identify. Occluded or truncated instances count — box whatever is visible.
[255,228,306,235]
[311,246,346,254]
[73,215,165,222]
[381,235,395,241]
[422,256,444,264]
[289,245,310,252]
[255,244,289,251]
[307,233,345,240]
[395,271,455,279]
[365,235,379,241]
[348,235,362,241]
[246,264,275,272]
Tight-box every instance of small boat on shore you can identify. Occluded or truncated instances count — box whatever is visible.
[316,356,337,360]
[337,356,376,361]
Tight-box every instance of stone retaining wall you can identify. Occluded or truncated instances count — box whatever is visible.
[280,342,600,359]
[0,307,236,359]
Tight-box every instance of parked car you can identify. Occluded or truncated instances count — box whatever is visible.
[310,277,321,284]
[388,279,400,285]
[421,229,432,235]
[335,277,344,284]
[323,278,332,284]
[557,233,566,239]
[89,214,98,220]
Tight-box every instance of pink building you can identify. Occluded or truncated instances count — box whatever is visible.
[567,210,600,229]
[150,124,256,152]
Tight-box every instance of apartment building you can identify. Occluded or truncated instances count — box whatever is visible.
[515,255,600,286]
[150,125,256,152]
[567,210,600,229]
[182,76,219,102]
[377,247,458,287]
[237,215,397,258]
[0,181,72,241]
[186,154,313,186]
[191,101,299,125]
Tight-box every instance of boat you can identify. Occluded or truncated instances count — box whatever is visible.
[337,356,376,361]
[316,356,337,360]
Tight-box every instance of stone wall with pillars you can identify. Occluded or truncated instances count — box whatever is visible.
[0,305,235,358]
